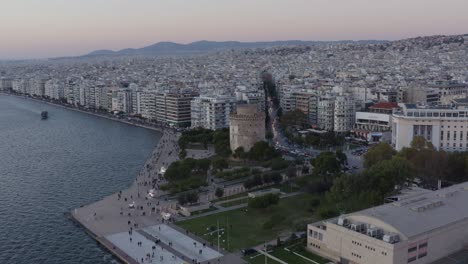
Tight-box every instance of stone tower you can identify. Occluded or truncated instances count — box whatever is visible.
[229,104,266,152]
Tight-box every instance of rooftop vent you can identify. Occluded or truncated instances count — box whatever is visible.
[367,227,384,239]
[337,216,349,227]
[411,200,444,212]
[383,233,400,244]
[350,222,366,233]
[393,197,427,207]
[438,190,458,198]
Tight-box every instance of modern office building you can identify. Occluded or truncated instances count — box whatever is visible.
[191,94,236,130]
[308,181,468,264]
[155,90,199,127]
[229,103,265,152]
[392,103,468,152]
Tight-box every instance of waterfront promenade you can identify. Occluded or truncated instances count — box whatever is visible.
[70,127,242,263]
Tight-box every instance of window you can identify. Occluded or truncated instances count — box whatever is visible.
[408,256,417,263]
[408,247,417,253]
[419,242,428,249]
[418,252,427,258]
[441,131,444,140]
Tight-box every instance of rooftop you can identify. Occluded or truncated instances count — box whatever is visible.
[344,181,468,240]
[369,102,399,109]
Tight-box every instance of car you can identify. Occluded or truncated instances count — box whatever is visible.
[242,248,257,256]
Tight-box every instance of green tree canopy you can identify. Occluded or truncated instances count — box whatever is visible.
[363,143,396,168]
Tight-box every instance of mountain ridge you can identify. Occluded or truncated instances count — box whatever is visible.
[84,39,387,57]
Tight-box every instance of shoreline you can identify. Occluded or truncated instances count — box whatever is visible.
[0,92,167,133]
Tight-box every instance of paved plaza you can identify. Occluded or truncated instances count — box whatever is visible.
[106,231,184,264]
[143,224,223,263]
[106,224,224,264]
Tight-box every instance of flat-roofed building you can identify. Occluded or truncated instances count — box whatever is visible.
[156,90,199,127]
[308,181,468,264]
[392,103,468,151]
[191,94,236,130]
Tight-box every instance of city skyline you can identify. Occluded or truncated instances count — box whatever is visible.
[1,0,468,59]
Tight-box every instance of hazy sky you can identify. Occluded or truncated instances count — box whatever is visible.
[1,0,467,59]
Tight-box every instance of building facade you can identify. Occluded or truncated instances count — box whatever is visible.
[191,95,236,130]
[392,103,468,152]
[155,90,199,127]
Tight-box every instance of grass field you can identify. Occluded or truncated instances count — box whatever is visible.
[245,241,329,264]
[177,194,319,252]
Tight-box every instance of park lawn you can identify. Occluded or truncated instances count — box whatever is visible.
[177,194,319,252]
[245,244,329,264]
[245,254,281,264]
[288,243,330,264]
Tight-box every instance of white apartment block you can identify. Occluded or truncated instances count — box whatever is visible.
[334,95,356,133]
[308,182,468,264]
[392,103,468,152]
[317,93,355,132]
[191,95,236,130]
[136,90,157,120]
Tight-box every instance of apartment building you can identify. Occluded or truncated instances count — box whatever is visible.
[317,93,355,132]
[155,90,199,127]
[191,94,236,130]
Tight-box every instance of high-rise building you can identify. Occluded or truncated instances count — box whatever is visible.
[155,90,199,127]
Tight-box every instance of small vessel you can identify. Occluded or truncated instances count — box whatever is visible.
[41,111,48,120]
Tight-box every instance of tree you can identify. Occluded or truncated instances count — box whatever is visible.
[178,191,199,205]
[248,194,280,209]
[215,187,224,198]
[363,143,396,168]
[266,131,273,140]
[270,172,283,184]
[279,110,307,130]
[311,152,344,182]
[233,147,246,159]
[411,136,435,151]
[398,137,448,187]
[196,158,211,172]
[179,149,187,159]
[212,156,229,171]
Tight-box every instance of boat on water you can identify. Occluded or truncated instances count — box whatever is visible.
[41,111,48,120]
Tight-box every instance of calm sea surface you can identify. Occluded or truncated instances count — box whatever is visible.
[0,95,161,264]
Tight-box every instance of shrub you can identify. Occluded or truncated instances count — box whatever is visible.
[248,194,280,209]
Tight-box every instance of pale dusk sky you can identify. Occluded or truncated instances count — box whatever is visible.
[1,0,467,59]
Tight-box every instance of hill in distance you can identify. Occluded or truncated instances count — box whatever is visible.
[84,40,386,57]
